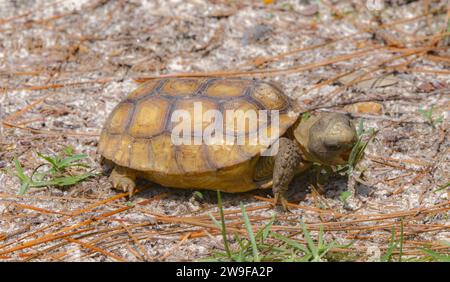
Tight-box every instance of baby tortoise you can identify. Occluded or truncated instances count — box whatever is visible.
[98,78,357,210]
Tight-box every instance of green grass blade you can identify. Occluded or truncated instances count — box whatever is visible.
[380,227,396,262]
[255,214,276,243]
[208,212,222,229]
[420,248,450,262]
[438,240,450,247]
[318,225,324,249]
[240,202,260,262]
[233,233,246,262]
[36,152,59,169]
[18,182,30,196]
[318,241,336,260]
[14,157,31,195]
[347,138,362,168]
[14,157,29,183]
[298,254,313,262]
[355,129,376,162]
[31,172,94,187]
[357,119,365,136]
[301,221,319,259]
[59,154,89,168]
[216,191,232,260]
[271,232,309,253]
[434,182,450,193]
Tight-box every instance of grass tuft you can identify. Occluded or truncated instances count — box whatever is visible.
[14,147,95,195]
[206,194,349,262]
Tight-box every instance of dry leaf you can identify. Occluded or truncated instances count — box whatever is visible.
[344,102,383,115]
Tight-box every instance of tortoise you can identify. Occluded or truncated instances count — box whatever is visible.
[98,77,357,210]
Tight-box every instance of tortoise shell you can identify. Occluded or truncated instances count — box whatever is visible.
[98,77,299,176]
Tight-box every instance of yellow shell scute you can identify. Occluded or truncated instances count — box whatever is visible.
[162,78,202,96]
[205,79,249,97]
[97,131,108,155]
[206,142,245,168]
[251,83,286,110]
[107,103,133,134]
[170,98,218,134]
[99,133,121,161]
[176,144,213,173]
[113,135,133,166]
[237,133,268,157]
[222,99,260,136]
[148,134,182,174]
[130,139,152,170]
[128,98,169,138]
[127,79,159,100]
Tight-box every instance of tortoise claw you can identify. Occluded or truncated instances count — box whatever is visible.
[111,176,136,196]
[126,183,137,198]
[109,166,137,197]
[273,193,291,213]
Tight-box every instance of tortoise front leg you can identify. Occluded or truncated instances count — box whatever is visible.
[272,137,303,211]
[109,166,137,197]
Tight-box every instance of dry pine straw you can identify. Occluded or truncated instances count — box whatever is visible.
[0,192,448,261]
[0,0,449,261]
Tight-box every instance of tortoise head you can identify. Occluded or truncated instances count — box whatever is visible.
[294,113,357,165]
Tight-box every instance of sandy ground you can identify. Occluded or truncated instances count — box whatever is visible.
[0,0,449,261]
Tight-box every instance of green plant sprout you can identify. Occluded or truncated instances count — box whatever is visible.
[433,182,450,193]
[339,191,352,204]
[418,107,444,128]
[14,147,95,195]
[193,191,204,200]
[301,112,311,121]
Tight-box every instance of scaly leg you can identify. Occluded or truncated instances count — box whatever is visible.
[272,137,303,211]
[109,166,137,197]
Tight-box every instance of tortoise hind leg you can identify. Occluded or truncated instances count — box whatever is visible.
[109,166,137,197]
[272,137,302,212]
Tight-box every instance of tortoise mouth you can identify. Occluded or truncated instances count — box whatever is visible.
[307,147,353,166]
[341,150,351,162]
[334,150,352,165]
